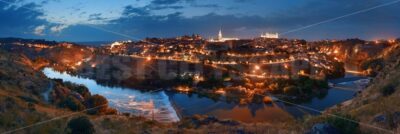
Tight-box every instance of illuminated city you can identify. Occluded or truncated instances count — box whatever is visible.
[1,0,400,134]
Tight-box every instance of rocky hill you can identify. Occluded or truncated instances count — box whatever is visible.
[0,45,302,134]
[320,43,400,133]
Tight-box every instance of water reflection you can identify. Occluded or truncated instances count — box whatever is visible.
[43,67,358,123]
[43,68,180,123]
[168,88,355,123]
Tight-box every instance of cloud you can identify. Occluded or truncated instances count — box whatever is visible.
[33,25,46,36]
[123,5,150,16]
[0,1,47,37]
[190,3,219,8]
[151,0,181,5]
[88,13,106,21]
[103,0,400,41]
[50,24,69,33]
[1,0,400,41]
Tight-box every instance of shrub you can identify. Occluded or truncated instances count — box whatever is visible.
[197,77,224,89]
[60,96,85,111]
[84,94,108,115]
[325,62,345,79]
[63,82,91,99]
[381,84,396,96]
[66,116,95,134]
[283,85,299,95]
[326,114,359,134]
[360,58,384,76]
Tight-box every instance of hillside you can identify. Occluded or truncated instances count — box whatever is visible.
[317,43,400,133]
[0,48,303,134]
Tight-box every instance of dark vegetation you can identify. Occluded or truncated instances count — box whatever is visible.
[267,76,329,100]
[52,80,116,115]
[360,58,385,77]
[325,114,359,134]
[325,62,346,79]
[381,84,396,96]
[65,116,95,134]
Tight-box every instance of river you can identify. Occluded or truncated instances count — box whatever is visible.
[43,67,359,123]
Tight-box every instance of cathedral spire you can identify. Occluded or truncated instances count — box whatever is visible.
[218,28,222,40]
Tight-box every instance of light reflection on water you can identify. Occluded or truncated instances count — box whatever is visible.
[167,87,356,123]
[42,68,180,123]
[43,67,358,123]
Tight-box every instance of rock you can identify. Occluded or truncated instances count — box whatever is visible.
[307,123,340,134]
[219,120,240,126]
[235,128,245,134]
[373,115,386,123]
[203,116,218,124]
[70,91,85,102]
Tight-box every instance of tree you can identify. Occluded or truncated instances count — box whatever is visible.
[63,82,91,99]
[84,95,108,115]
[283,85,299,95]
[326,114,359,134]
[66,116,95,134]
[60,96,85,111]
[381,84,396,96]
[326,62,345,79]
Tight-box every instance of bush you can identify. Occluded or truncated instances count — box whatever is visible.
[360,58,384,76]
[283,86,299,95]
[66,116,95,134]
[84,94,108,115]
[63,82,91,99]
[326,62,345,79]
[197,77,224,89]
[326,114,359,134]
[381,84,396,96]
[60,96,85,111]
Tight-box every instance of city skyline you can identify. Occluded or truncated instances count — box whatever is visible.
[0,0,400,42]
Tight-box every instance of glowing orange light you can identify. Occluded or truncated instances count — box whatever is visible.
[176,86,191,92]
[75,61,82,66]
[333,50,339,54]
[284,64,288,69]
[215,89,226,95]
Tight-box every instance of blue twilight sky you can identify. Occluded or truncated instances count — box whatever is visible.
[0,0,399,42]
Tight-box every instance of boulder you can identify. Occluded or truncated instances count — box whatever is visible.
[307,123,340,134]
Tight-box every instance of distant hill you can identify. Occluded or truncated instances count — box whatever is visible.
[75,41,113,47]
[0,37,58,45]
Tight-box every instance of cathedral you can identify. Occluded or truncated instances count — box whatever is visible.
[209,29,239,42]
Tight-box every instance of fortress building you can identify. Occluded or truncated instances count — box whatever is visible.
[261,32,279,39]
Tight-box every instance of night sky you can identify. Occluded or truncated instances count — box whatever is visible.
[0,0,399,42]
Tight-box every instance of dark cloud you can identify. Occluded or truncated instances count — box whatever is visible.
[110,8,273,40]
[151,0,181,5]
[0,0,48,37]
[147,5,184,10]
[1,0,400,41]
[122,5,150,16]
[88,13,106,21]
[190,3,219,8]
[101,0,400,41]
[266,0,400,39]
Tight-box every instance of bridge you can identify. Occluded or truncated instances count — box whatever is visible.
[328,77,371,92]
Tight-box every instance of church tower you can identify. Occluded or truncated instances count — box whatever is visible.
[218,28,223,40]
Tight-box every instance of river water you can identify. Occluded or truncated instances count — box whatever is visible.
[43,67,358,123]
